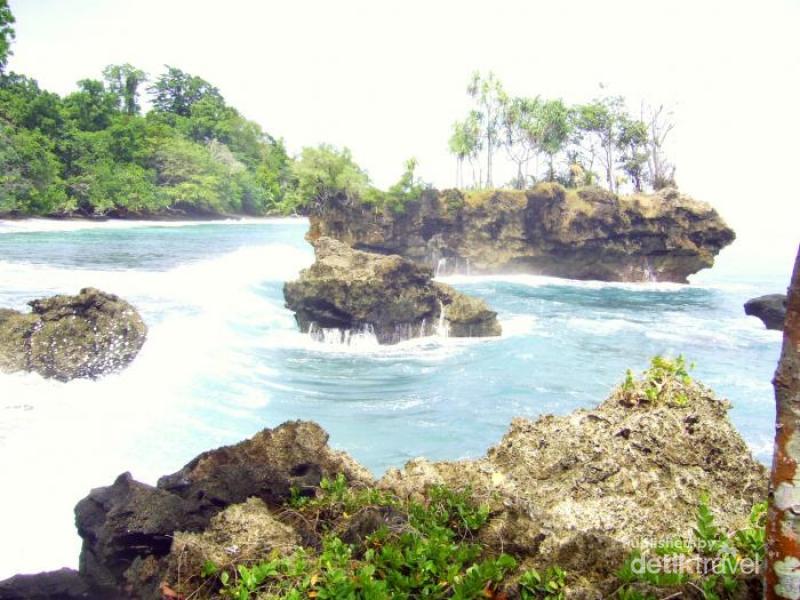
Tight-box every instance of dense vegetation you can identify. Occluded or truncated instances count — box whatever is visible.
[0,2,676,218]
[448,72,676,192]
[186,477,764,600]
[0,0,294,217]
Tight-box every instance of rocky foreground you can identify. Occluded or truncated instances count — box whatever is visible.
[308,184,735,283]
[284,237,501,343]
[0,288,147,381]
[0,359,767,599]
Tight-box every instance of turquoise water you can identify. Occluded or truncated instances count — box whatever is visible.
[0,218,788,577]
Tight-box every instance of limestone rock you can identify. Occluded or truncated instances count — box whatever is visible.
[0,288,147,381]
[73,421,372,598]
[165,498,300,596]
[308,184,735,283]
[283,237,501,343]
[380,378,767,584]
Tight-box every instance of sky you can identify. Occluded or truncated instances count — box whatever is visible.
[7,0,800,272]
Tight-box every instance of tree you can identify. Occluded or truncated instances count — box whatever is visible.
[448,112,481,188]
[643,103,676,189]
[538,99,572,182]
[0,0,14,74]
[289,144,371,208]
[575,95,624,192]
[63,79,117,131]
[466,71,507,188]
[0,123,71,214]
[502,96,541,189]
[616,116,649,192]
[149,66,223,117]
[765,246,800,600]
[103,64,147,115]
[0,74,65,138]
[384,157,426,210]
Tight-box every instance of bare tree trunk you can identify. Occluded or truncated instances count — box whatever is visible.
[766,245,800,600]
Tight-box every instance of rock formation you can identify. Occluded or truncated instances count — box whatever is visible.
[308,183,736,283]
[283,237,501,343]
[0,367,767,599]
[0,287,147,381]
[744,293,786,330]
[73,421,371,597]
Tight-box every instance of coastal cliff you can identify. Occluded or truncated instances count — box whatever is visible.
[308,183,735,283]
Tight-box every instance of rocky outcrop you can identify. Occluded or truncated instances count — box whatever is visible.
[0,288,147,381]
[0,568,95,599]
[283,237,501,343]
[379,377,767,581]
[308,184,736,283]
[0,368,767,599]
[72,421,372,598]
[744,293,786,330]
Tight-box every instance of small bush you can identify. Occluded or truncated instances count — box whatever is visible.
[201,478,523,599]
[617,355,695,407]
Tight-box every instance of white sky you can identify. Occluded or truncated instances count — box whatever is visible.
[7,0,800,269]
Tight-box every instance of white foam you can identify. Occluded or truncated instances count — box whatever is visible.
[438,273,691,292]
[0,217,307,235]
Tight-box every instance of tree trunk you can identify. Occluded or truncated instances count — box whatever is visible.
[766,245,800,599]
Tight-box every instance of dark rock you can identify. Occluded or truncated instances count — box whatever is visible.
[0,288,147,381]
[0,568,97,600]
[744,293,786,330]
[157,420,373,520]
[283,237,501,343]
[72,421,374,597]
[308,183,736,283]
[74,472,186,596]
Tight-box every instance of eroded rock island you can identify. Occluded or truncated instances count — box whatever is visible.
[283,237,501,343]
[0,287,147,381]
[308,183,735,283]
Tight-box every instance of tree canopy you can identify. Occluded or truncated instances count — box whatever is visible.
[449,72,676,193]
[0,0,14,74]
[0,6,295,219]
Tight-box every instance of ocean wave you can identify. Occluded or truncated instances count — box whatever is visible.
[0,216,308,235]
[0,242,312,315]
[438,273,693,293]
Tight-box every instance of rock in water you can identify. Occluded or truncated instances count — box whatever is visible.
[283,237,501,343]
[308,184,735,283]
[0,288,147,381]
[744,293,786,330]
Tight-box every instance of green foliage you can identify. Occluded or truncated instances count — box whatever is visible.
[288,144,371,209]
[63,79,118,131]
[0,124,71,214]
[103,64,147,116]
[150,65,223,118]
[518,566,567,599]
[614,496,766,600]
[0,0,14,74]
[618,355,695,407]
[732,502,767,563]
[0,55,290,216]
[617,550,689,587]
[204,480,519,599]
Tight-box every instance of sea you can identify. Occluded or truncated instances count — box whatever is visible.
[0,217,790,577]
